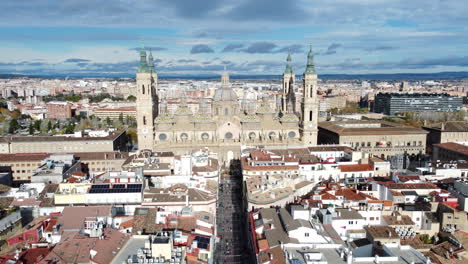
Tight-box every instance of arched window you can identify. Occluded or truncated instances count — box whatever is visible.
[142,85,145,94]
[143,116,146,125]
[309,111,313,121]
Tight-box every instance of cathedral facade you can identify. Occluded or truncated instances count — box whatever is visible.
[135,47,319,161]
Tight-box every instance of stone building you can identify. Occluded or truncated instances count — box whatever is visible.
[0,131,128,154]
[424,121,468,151]
[318,121,428,159]
[135,47,320,161]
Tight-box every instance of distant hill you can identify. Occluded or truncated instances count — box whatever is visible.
[1,71,468,81]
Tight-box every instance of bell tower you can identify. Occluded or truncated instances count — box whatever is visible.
[301,45,319,146]
[136,47,158,150]
[282,52,295,113]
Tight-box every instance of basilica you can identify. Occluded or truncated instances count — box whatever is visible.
[135,46,319,161]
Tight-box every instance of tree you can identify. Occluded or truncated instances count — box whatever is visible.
[29,124,34,135]
[8,119,20,133]
[127,95,136,102]
[126,128,138,143]
[65,123,75,134]
[106,117,112,126]
[119,113,124,124]
[47,120,52,131]
[34,120,41,131]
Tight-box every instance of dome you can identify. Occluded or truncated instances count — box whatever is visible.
[213,87,238,102]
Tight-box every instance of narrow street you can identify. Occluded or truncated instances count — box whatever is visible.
[214,160,254,264]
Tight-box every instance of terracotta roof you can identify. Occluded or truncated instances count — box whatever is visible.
[258,239,269,252]
[19,248,51,264]
[321,193,338,200]
[257,246,286,264]
[119,218,134,229]
[59,206,112,231]
[40,228,129,264]
[0,153,49,162]
[339,164,373,172]
[434,142,468,156]
[382,182,439,190]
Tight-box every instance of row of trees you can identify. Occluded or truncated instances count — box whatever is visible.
[42,93,136,103]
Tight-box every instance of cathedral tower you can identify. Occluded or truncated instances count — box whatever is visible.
[301,45,319,146]
[282,52,296,113]
[136,48,158,150]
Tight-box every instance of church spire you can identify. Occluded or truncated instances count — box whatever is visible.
[221,65,230,88]
[147,49,155,70]
[284,50,293,74]
[305,44,316,74]
[138,43,149,73]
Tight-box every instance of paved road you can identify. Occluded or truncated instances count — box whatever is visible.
[214,160,254,264]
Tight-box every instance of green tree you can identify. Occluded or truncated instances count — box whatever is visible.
[119,113,124,124]
[28,124,34,135]
[47,120,52,131]
[8,119,20,133]
[127,95,136,102]
[126,128,138,143]
[33,120,41,131]
[106,117,112,126]
[65,123,75,134]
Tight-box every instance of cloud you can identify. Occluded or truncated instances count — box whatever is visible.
[227,0,306,21]
[242,42,277,54]
[276,44,304,54]
[364,45,398,52]
[129,46,167,52]
[222,44,244,52]
[159,0,222,19]
[321,43,342,55]
[64,58,91,63]
[177,59,196,63]
[190,44,215,54]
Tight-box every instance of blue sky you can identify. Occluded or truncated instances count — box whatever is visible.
[0,0,467,76]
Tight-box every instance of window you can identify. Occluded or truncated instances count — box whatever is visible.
[159,134,167,141]
[225,132,233,139]
[348,221,354,224]
[305,233,309,237]
[288,131,296,138]
[225,108,229,116]
[143,116,146,125]
[309,111,313,121]
[142,85,145,94]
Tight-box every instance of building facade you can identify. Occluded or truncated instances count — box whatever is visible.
[373,93,463,115]
[318,121,428,159]
[135,47,319,161]
[0,131,128,154]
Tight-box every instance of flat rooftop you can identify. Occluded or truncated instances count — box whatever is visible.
[319,121,428,136]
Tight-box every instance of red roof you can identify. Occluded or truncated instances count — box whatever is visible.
[339,164,373,172]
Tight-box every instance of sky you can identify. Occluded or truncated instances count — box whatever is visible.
[0,0,467,76]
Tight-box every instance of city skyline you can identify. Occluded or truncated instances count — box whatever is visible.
[0,0,467,76]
